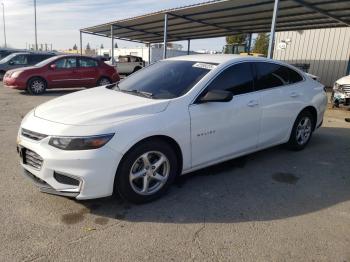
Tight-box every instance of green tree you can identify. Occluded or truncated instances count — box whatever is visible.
[73,44,77,50]
[86,42,91,50]
[225,34,249,45]
[253,33,269,56]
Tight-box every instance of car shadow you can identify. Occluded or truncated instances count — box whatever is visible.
[79,126,350,223]
[19,88,85,97]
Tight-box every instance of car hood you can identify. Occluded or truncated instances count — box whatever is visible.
[336,75,350,85]
[6,66,38,74]
[34,86,170,126]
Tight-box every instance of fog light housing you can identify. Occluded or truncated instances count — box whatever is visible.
[54,172,80,186]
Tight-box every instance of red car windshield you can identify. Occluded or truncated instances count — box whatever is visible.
[35,56,60,67]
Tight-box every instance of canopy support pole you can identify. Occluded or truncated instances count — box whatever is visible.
[268,0,279,59]
[163,13,168,59]
[148,43,151,65]
[79,31,83,55]
[111,25,115,65]
[247,33,252,55]
[187,39,191,55]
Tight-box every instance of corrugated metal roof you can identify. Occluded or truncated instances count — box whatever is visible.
[81,0,350,43]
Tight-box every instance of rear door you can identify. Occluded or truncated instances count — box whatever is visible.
[76,57,99,87]
[254,62,304,148]
[46,57,78,88]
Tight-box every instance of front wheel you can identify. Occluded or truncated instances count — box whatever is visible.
[97,77,111,86]
[287,110,314,151]
[27,77,46,95]
[115,140,178,204]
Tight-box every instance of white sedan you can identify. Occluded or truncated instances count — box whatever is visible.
[17,55,327,203]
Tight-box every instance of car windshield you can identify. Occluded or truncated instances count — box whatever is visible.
[113,60,217,99]
[35,56,58,67]
[0,53,21,63]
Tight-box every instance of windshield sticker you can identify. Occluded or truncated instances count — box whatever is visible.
[192,63,217,70]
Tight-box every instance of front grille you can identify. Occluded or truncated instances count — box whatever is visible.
[24,148,43,170]
[21,128,48,141]
[342,85,350,94]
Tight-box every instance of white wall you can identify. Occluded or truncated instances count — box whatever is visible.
[273,27,350,86]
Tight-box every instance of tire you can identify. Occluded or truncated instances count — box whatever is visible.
[115,139,178,204]
[286,110,314,151]
[132,67,142,73]
[27,77,47,95]
[97,77,111,86]
[0,71,5,80]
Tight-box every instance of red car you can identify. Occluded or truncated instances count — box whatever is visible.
[3,55,120,95]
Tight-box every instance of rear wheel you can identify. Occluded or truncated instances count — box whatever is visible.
[97,77,111,86]
[287,110,314,151]
[27,77,46,95]
[0,71,5,80]
[115,140,178,204]
[132,67,142,73]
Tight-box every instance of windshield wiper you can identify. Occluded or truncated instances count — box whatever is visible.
[121,89,154,98]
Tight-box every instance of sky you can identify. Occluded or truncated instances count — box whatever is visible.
[1,0,226,51]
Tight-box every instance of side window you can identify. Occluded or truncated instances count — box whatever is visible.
[255,62,284,90]
[255,62,303,90]
[10,55,28,65]
[54,58,77,69]
[79,58,98,67]
[206,63,254,95]
[287,67,303,84]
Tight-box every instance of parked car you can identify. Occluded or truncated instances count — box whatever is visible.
[17,55,327,203]
[0,52,55,80]
[4,55,120,94]
[0,48,26,60]
[111,55,145,75]
[331,74,350,107]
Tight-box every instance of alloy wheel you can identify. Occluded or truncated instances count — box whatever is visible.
[129,151,170,195]
[31,80,45,93]
[296,116,312,145]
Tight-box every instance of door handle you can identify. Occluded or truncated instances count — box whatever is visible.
[247,100,259,107]
[290,92,300,98]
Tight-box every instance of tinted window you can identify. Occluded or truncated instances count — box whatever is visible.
[255,62,303,90]
[115,60,215,99]
[28,54,51,64]
[9,55,28,65]
[206,63,254,95]
[79,58,98,67]
[54,58,77,69]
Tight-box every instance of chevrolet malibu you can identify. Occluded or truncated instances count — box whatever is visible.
[17,55,327,203]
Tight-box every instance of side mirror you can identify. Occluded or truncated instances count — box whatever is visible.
[198,90,233,103]
[50,64,56,70]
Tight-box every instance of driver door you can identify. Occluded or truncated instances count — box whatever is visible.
[189,62,261,168]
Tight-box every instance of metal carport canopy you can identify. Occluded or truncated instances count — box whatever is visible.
[81,0,349,44]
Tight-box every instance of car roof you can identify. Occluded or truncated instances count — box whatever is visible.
[166,54,270,64]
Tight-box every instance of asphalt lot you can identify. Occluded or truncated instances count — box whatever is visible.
[0,84,349,261]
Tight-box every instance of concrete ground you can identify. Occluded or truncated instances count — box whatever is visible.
[0,84,349,262]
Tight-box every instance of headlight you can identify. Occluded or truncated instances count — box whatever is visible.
[11,70,23,78]
[333,82,344,92]
[49,133,114,150]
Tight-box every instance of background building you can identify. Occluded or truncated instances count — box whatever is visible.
[273,27,350,87]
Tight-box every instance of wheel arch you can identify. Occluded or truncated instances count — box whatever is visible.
[118,135,183,176]
[299,105,317,131]
[27,76,48,89]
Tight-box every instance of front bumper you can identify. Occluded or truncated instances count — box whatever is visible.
[3,76,26,90]
[17,134,123,200]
